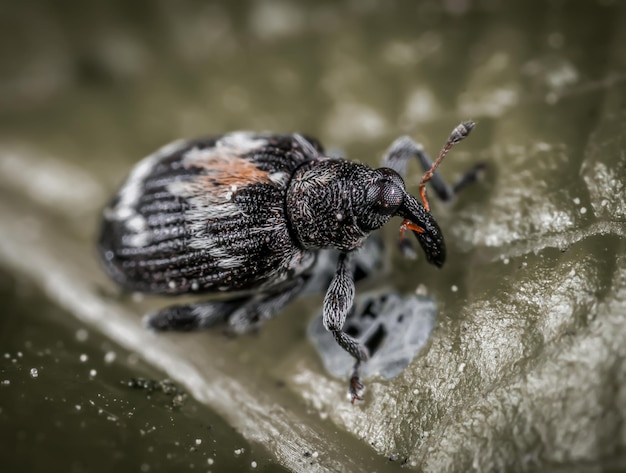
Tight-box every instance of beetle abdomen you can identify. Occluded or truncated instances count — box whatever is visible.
[99,132,321,295]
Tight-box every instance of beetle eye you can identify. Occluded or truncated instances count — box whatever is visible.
[372,181,404,215]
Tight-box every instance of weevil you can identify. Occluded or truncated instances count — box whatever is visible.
[98,122,482,402]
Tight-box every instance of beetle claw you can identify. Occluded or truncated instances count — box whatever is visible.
[350,375,365,403]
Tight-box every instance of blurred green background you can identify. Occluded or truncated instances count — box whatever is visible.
[1,1,626,472]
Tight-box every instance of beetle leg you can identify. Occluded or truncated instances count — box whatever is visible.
[227,275,309,335]
[383,133,485,257]
[382,136,455,201]
[350,360,364,402]
[383,131,485,203]
[145,296,249,332]
[451,162,487,195]
[146,276,308,337]
[322,253,369,402]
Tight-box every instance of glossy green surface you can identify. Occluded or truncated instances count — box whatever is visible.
[1,1,626,471]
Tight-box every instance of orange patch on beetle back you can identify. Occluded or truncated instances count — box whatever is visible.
[186,150,271,188]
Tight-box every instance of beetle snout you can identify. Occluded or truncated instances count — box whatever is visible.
[416,228,446,267]
[397,194,446,267]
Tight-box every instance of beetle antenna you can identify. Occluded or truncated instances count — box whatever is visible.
[418,121,475,212]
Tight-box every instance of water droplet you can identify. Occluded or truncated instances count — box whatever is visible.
[104,351,116,364]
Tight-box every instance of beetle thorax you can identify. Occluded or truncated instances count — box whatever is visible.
[286,159,385,252]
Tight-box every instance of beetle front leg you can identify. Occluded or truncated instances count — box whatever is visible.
[323,252,369,402]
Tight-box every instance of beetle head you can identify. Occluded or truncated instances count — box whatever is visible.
[357,167,405,231]
[359,167,445,267]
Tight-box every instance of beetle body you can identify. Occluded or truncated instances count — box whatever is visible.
[100,133,320,295]
[99,123,478,402]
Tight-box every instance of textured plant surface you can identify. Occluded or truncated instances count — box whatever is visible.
[1,1,625,472]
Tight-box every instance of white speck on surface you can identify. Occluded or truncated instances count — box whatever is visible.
[234,448,244,456]
[30,368,38,378]
[458,363,466,373]
[75,328,89,342]
[191,281,199,291]
[336,212,343,221]
[1,380,9,386]
[195,438,202,445]
[79,354,88,362]
[75,404,82,411]
[168,281,176,289]
[451,285,458,293]
[580,207,587,214]
[312,451,319,458]
[104,351,116,364]
[251,461,257,468]
[415,284,428,296]
[207,458,214,465]
[89,369,97,377]
[573,197,581,205]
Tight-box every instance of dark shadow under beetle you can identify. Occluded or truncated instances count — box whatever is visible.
[98,123,483,402]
